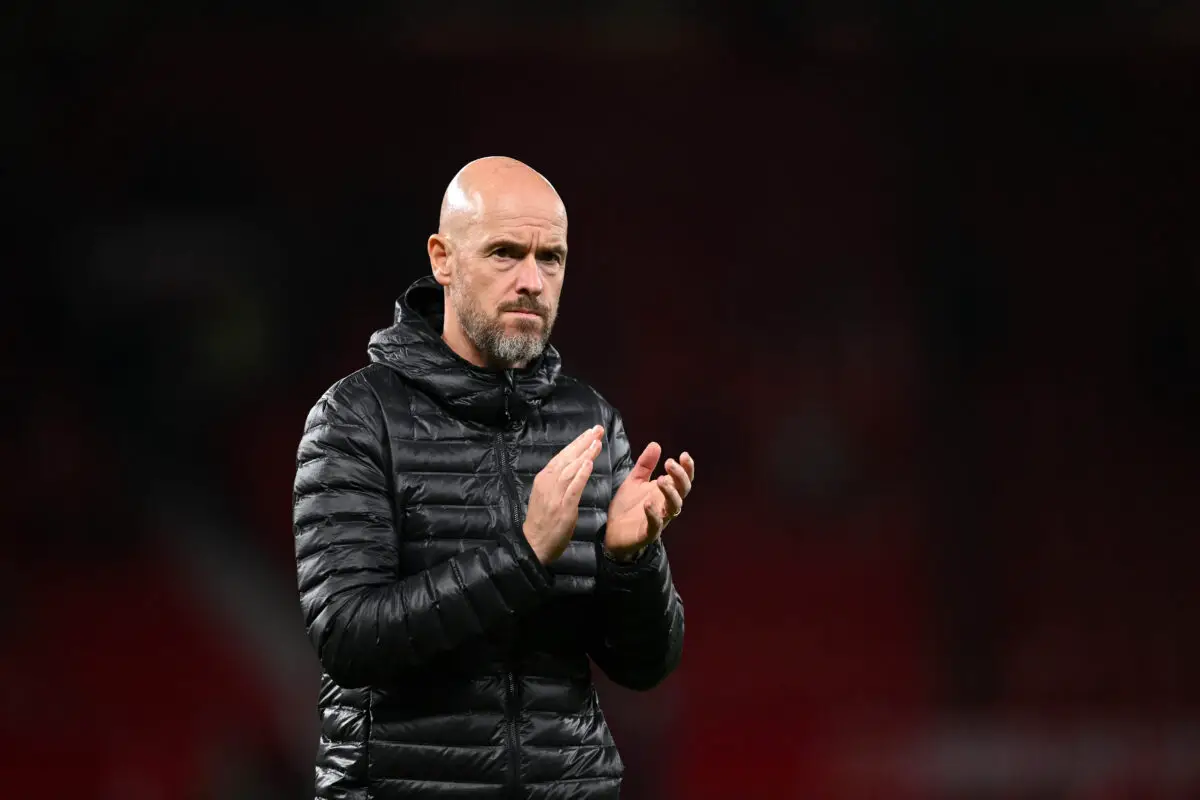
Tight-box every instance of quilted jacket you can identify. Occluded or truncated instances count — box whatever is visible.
[292,276,685,799]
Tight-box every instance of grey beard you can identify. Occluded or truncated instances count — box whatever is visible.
[474,322,547,366]
[452,281,551,367]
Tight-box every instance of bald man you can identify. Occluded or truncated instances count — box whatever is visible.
[293,157,690,799]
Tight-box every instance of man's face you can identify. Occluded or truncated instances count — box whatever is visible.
[447,198,567,368]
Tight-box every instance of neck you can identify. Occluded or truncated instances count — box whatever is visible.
[441,318,488,368]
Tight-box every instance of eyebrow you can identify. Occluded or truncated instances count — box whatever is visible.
[483,237,567,257]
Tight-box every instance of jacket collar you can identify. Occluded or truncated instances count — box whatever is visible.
[367,276,562,427]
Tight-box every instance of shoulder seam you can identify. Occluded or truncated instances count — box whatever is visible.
[316,366,392,431]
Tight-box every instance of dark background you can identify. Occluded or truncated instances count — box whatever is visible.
[4,2,1199,797]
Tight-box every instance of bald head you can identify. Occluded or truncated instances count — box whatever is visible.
[438,156,566,240]
[427,157,569,369]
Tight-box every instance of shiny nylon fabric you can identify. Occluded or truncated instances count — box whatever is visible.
[293,277,685,799]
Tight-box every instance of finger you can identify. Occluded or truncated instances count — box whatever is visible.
[547,425,604,472]
[558,439,602,483]
[627,441,663,484]
[564,449,596,503]
[646,482,668,515]
[680,451,696,482]
[657,475,683,518]
[643,496,664,539]
[663,458,692,498]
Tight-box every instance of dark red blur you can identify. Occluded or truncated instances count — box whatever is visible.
[4,6,1198,798]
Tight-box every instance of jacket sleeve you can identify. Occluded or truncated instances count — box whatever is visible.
[292,377,554,689]
[587,409,685,691]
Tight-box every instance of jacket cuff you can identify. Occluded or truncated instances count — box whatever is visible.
[596,536,664,581]
[505,529,556,593]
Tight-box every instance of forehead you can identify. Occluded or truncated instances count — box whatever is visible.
[469,187,567,242]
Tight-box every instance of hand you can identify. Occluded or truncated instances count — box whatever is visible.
[523,425,605,565]
[604,443,695,561]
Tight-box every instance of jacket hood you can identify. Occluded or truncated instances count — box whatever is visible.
[366,276,562,427]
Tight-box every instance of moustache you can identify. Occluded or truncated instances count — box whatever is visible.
[498,301,547,318]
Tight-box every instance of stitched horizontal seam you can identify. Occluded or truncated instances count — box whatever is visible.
[296,511,391,525]
[384,437,510,445]
[393,470,607,480]
[389,436,608,447]
[399,535,602,545]
[407,503,606,511]
[370,778,521,787]
[406,503,494,511]
[371,776,621,787]
[294,513,391,533]
[391,471,499,478]
[319,735,368,746]
[399,537,495,546]
[367,742,613,752]
[294,485,388,502]
[300,441,374,465]
[300,539,393,554]
[527,776,622,786]
[364,710,597,728]
[394,404,609,421]
[304,418,376,437]
[365,709,498,723]
[362,707,596,721]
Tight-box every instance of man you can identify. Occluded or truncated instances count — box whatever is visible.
[292,156,691,799]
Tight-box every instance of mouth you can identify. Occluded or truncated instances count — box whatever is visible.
[503,310,543,319]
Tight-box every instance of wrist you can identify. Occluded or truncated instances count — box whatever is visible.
[602,543,645,564]
[531,539,557,566]
[522,524,555,566]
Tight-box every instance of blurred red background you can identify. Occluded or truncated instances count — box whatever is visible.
[4,6,1199,798]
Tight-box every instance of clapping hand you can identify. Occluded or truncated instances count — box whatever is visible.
[524,426,605,565]
[604,442,694,561]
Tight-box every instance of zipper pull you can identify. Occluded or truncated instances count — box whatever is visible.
[503,370,515,425]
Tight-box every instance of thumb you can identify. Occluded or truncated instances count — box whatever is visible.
[627,441,663,484]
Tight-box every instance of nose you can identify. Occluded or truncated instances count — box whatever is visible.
[513,252,544,296]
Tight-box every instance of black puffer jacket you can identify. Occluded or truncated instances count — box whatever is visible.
[292,277,685,799]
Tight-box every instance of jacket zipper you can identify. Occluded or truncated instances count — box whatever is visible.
[496,371,524,798]
[504,670,521,799]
